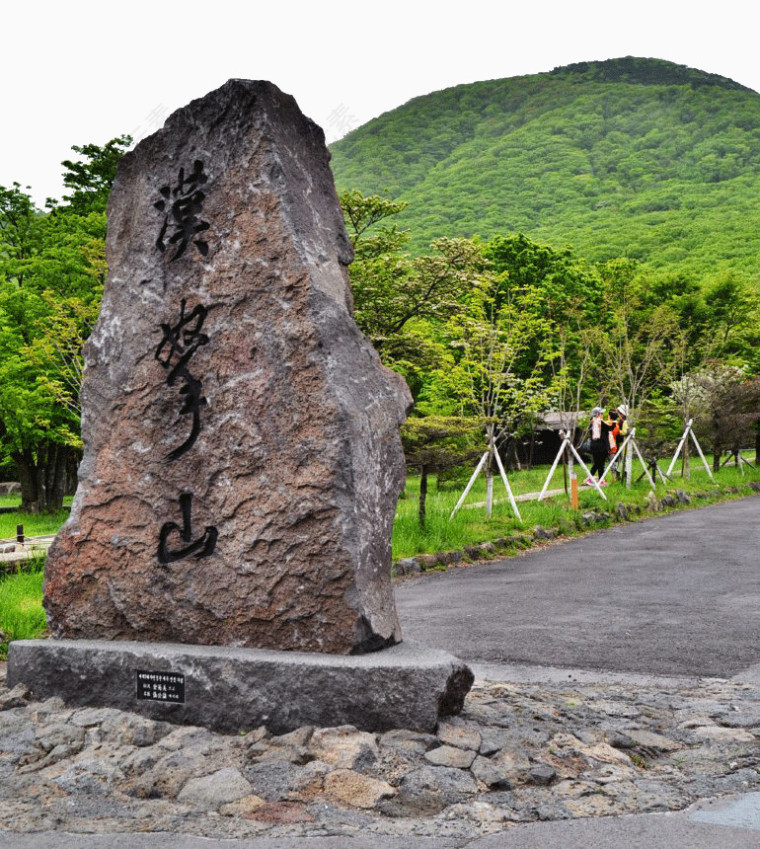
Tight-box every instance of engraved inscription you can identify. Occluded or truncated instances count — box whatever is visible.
[155,299,209,461]
[158,492,218,564]
[154,160,210,261]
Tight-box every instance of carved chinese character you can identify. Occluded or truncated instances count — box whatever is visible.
[155,299,209,461]
[154,160,210,260]
[158,493,218,564]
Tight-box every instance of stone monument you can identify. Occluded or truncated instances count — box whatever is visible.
[8,80,473,732]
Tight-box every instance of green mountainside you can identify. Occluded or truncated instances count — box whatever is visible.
[329,57,760,282]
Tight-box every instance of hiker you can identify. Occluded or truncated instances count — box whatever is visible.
[614,404,630,481]
[616,404,629,443]
[606,410,621,481]
[586,407,608,485]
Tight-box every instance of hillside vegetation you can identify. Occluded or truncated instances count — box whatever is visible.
[329,57,760,282]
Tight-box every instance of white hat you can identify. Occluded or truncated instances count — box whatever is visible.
[617,404,629,417]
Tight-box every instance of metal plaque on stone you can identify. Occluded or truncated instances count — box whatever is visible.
[136,670,185,703]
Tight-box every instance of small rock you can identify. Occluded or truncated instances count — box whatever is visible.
[324,768,396,808]
[529,763,557,785]
[424,744,476,769]
[70,707,124,728]
[380,729,438,756]
[35,723,86,754]
[0,683,30,710]
[100,713,167,747]
[607,730,635,749]
[177,767,253,808]
[718,713,760,728]
[385,765,477,816]
[308,726,378,770]
[219,794,266,816]
[479,726,513,756]
[470,755,514,789]
[438,719,482,752]
[490,749,532,785]
[691,726,755,743]
[247,741,311,765]
[415,554,440,570]
[579,742,634,766]
[394,557,421,576]
[625,729,681,752]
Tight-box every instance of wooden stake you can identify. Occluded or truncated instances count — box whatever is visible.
[493,441,522,522]
[450,451,489,520]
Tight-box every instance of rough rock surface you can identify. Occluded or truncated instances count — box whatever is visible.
[43,79,412,654]
[2,662,760,840]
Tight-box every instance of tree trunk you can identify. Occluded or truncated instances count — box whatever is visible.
[418,465,429,528]
[485,465,494,519]
[485,424,495,519]
[712,413,721,473]
[12,442,71,513]
[712,443,721,473]
[755,416,760,465]
[562,450,568,495]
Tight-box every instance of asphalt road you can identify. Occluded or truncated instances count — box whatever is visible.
[395,496,760,678]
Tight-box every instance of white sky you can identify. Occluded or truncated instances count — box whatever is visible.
[5,0,760,208]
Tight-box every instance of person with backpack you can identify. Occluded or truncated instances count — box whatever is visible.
[586,407,608,485]
[606,410,621,481]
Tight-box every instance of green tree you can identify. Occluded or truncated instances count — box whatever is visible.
[401,415,482,527]
[434,272,555,516]
[58,135,131,214]
[592,261,684,425]
[340,189,480,399]
[0,137,128,511]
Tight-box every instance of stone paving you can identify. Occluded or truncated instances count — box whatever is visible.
[2,662,760,840]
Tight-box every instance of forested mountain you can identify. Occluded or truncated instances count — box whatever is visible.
[329,57,760,282]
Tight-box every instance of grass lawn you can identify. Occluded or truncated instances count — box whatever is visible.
[0,494,71,541]
[0,559,46,659]
[392,453,760,558]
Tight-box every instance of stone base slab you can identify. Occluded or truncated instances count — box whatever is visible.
[7,639,473,734]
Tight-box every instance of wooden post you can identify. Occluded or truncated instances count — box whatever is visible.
[16,524,24,545]
[667,419,692,478]
[566,440,608,501]
[493,441,522,522]
[485,424,495,520]
[630,434,656,490]
[538,438,569,501]
[570,474,579,509]
[450,451,489,520]
[688,427,714,480]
